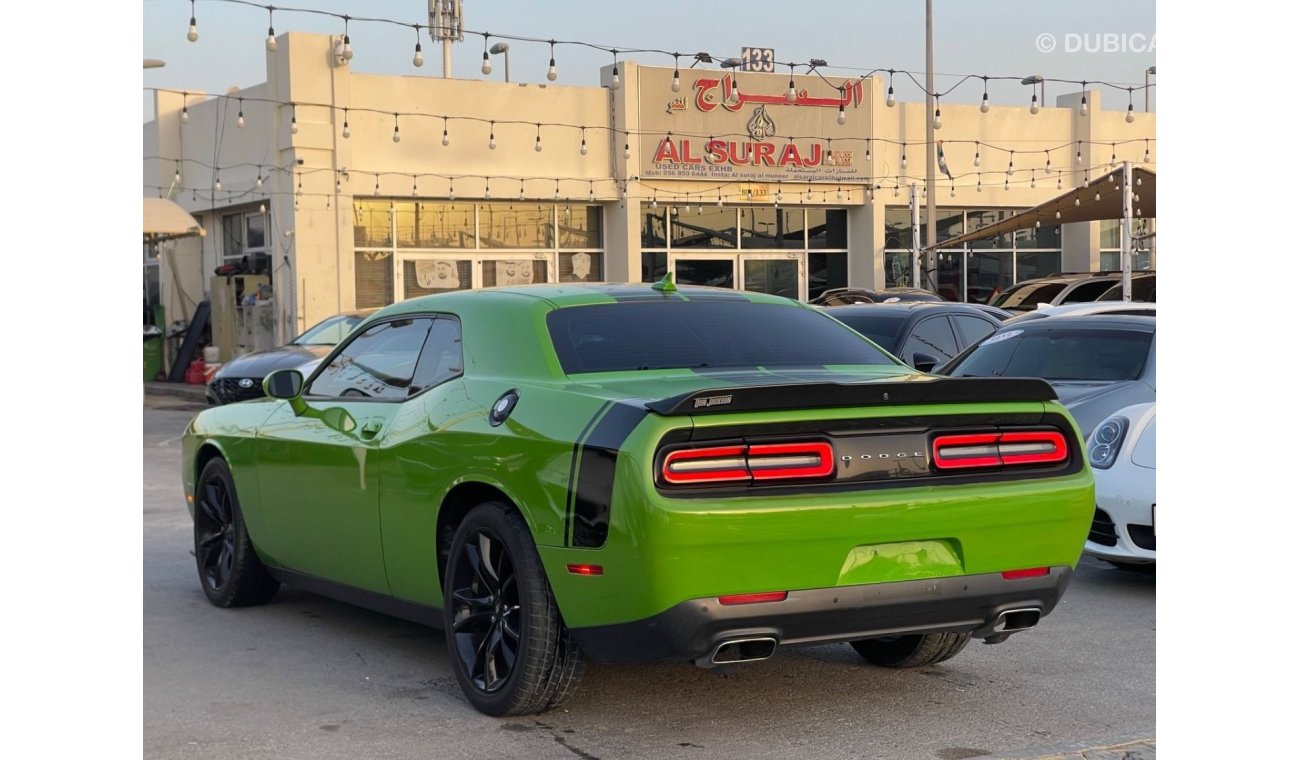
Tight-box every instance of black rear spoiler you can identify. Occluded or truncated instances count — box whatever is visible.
[644,377,1058,417]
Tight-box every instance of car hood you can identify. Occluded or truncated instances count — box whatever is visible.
[215,344,332,379]
[1049,380,1154,439]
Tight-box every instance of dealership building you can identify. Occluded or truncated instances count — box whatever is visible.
[144,32,1155,362]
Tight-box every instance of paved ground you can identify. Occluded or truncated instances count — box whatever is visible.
[144,396,1155,760]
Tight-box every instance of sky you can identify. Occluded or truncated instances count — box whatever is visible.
[142,0,1156,121]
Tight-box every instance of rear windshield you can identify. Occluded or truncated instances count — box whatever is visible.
[829,314,906,349]
[996,282,1068,310]
[547,301,896,374]
[948,328,1152,382]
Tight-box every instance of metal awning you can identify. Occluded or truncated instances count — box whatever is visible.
[932,166,1155,250]
[144,197,205,242]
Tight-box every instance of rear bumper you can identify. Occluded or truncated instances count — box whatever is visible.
[569,566,1072,664]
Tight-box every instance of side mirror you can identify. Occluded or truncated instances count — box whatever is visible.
[912,353,940,373]
[263,369,304,399]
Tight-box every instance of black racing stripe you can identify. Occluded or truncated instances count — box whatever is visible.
[565,401,613,546]
[571,403,650,548]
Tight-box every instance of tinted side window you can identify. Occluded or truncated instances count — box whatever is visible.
[409,318,464,395]
[901,316,959,363]
[952,315,999,348]
[307,318,433,400]
[1062,280,1119,303]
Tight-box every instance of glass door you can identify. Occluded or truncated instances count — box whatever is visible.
[740,252,804,301]
[479,254,553,288]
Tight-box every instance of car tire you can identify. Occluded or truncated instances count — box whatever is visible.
[444,501,585,716]
[850,632,971,668]
[193,457,280,608]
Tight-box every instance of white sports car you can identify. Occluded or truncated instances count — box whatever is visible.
[1084,402,1156,566]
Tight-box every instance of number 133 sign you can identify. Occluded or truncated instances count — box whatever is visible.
[740,47,775,73]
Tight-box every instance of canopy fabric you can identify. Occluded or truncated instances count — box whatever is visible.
[144,198,205,242]
[932,166,1155,250]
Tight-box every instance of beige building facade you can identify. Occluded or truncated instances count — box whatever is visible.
[144,32,1155,362]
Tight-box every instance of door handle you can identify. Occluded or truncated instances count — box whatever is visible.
[360,421,383,439]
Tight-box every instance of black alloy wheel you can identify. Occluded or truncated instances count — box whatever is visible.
[443,502,585,716]
[193,458,280,608]
[449,528,522,693]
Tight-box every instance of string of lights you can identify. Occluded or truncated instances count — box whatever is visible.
[184,0,1154,108]
[148,87,1155,172]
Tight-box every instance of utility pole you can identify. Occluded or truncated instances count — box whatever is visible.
[910,183,921,288]
[924,0,937,293]
[1120,161,1133,301]
[429,0,464,79]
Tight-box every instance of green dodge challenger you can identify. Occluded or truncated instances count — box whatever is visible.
[181,281,1093,716]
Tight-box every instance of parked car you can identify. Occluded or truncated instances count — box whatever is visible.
[990,273,1123,313]
[1003,301,1157,325]
[206,310,376,405]
[937,315,1156,438]
[1096,272,1156,303]
[824,302,1005,371]
[810,287,945,307]
[1084,403,1156,567]
[182,282,1094,716]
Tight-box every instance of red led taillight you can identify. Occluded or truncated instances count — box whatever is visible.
[717,591,788,605]
[932,430,1068,470]
[661,442,833,486]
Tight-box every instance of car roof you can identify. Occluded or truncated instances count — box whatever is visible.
[999,314,1156,332]
[377,282,800,317]
[1003,302,1157,324]
[823,301,994,316]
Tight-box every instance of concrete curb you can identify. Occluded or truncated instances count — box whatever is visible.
[145,382,209,404]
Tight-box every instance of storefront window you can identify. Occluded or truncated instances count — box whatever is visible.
[884,251,913,287]
[401,202,475,248]
[807,252,847,299]
[965,210,1015,249]
[560,252,602,282]
[355,252,394,308]
[1015,222,1061,250]
[641,208,667,247]
[807,209,848,249]
[740,208,802,249]
[559,206,602,249]
[403,259,473,298]
[674,207,738,248]
[479,204,554,248]
[481,259,549,287]
[353,200,392,248]
[743,259,799,299]
[884,208,915,250]
[641,252,667,282]
[1016,251,1063,281]
[968,251,1014,303]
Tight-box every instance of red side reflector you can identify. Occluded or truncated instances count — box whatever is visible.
[933,430,1068,470]
[1001,567,1050,580]
[717,591,788,605]
[566,564,604,576]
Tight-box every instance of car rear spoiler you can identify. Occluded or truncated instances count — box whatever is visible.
[644,377,1058,417]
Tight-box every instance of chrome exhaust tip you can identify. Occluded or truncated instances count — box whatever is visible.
[993,607,1042,633]
[695,636,779,668]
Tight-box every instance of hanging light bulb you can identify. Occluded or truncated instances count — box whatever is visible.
[1004,177,1010,190]
[949,185,956,198]
[1126,103,1135,123]
[484,181,491,200]
[580,134,588,156]
[1079,92,1088,116]
[932,96,941,129]
[900,146,908,171]
[610,51,622,90]
[1094,191,1101,201]
[1143,144,1150,163]
[489,123,496,150]
[1031,172,1036,189]
[835,103,847,125]
[174,164,182,184]
[1055,210,1061,219]
[624,142,631,160]
[535,134,543,152]
[255,170,262,189]
[374,177,380,195]
[651,194,657,208]
[1030,93,1039,115]
[392,115,401,143]
[716,195,723,207]
[974,147,981,167]
[236,101,245,129]
[1110,144,1118,166]
[442,122,450,147]
[1076,144,1082,164]
[481,40,492,75]
[836,187,844,201]
[806,189,813,201]
[547,41,558,81]
[1137,176,1144,187]
[290,106,298,135]
[336,175,343,193]
[342,110,350,139]
[893,185,900,197]
[1057,177,1062,190]
[187,1,198,42]
[980,88,990,113]
[414,42,424,68]
[449,180,455,201]
[214,176,221,192]
[342,26,353,61]
[260,202,267,214]
[180,104,189,124]
[886,71,896,107]
[865,146,871,162]
[266,16,276,52]
[1006,153,1015,176]
[589,182,595,202]
[413,178,419,197]
[520,181,526,201]
[775,189,784,203]
[672,55,681,92]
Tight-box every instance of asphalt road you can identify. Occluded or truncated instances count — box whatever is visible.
[144,398,1155,760]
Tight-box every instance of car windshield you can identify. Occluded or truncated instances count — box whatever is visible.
[996,282,1069,310]
[946,327,1152,382]
[291,314,366,346]
[827,314,907,350]
[546,301,896,374]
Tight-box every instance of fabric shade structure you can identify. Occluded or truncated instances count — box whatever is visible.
[144,198,205,243]
[931,166,1155,250]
